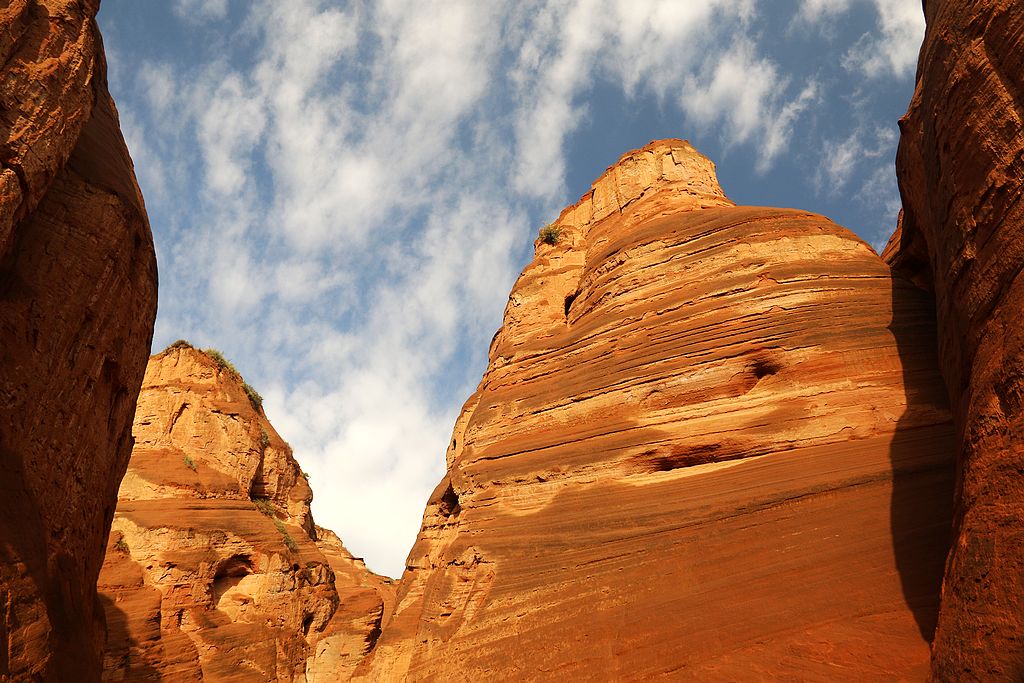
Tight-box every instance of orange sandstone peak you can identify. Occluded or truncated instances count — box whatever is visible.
[98,345,390,681]
[357,139,956,680]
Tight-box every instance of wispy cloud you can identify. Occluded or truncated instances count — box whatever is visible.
[795,0,924,77]
[851,0,925,78]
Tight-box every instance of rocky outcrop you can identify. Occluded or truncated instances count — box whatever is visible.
[98,345,390,681]
[0,1,158,679]
[889,1,1024,678]
[358,140,956,680]
[306,528,395,682]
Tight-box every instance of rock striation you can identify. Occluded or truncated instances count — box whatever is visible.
[0,1,158,679]
[98,345,390,681]
[357,140,957,680]
[889,1,1024,678]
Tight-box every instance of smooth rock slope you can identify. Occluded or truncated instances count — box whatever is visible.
[889,0,1024,678]
[0,1,158,679]
[99,345,391,681]
[358,140,956,680]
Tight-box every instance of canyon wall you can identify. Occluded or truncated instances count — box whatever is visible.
[889,1,1024,678]
[358,140,956,680]
[99,345,392,681]
[0,1,158,679]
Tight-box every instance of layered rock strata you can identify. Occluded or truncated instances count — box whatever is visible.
[0,1,158,679]
[889,1,1024,678]
[306,528,395,682]
[358,140,956,680]
[98,345,389,681]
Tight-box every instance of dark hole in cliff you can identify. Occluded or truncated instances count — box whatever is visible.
[638,443,723,473]
[564,291,578,317]
[302,613,315,636]
[439,482,461,517]
[751,357,782,380]
[366,614,384,651]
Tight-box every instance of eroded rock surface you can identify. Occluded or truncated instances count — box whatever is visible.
[358,140,956,680]
[890,1,1024,678]
[307,528,395,682]
[98,346,389,681]
[0,1,158,679]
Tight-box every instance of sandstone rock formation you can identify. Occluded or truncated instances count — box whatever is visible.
[0,1,158,679]
[888,1,1024,678]
[98,344,390,681]
[306,528,395,682]
[357,140,956,680]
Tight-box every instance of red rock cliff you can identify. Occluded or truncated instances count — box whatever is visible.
[358,140,956,680]
[0,1,158,679]
[98,345,392,681]
[889,0,1024,678]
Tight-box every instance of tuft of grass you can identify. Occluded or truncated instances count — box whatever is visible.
[259,427,270,454]
[538,223,563,245]
[274,518,299,552]
[243,382,263,411]
[114,537,129,553]
[203,348,265,412]
[183,454,197,471]
[252,497,276,517]
[203,348,240,380]
[166,339,192,352]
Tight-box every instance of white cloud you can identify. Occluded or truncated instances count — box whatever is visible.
[821,132,862,190]
[843,0,925,78]
[761,81,821,172]
[797,0,853,23]
[819,123,900,192]
[173,0,228,22]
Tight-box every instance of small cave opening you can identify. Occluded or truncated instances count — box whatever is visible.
[564,291,579,317]
[302,613,315,636]
[438,482,461,518]
[751,357,782,380]
[212,554,253,606]
[636,444,723,474]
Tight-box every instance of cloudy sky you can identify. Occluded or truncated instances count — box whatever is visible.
[97,0,924,578]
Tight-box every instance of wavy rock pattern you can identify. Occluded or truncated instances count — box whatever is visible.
[0,1,157,679]
[359,140,956,680]
[890,1,1024,678]
[98,347,389,682]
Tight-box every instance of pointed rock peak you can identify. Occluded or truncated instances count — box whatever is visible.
[546,139,732,244]
[594,138,728,207]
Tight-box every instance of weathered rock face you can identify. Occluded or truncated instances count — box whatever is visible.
[98,345,390,681]
[0,1,158,679]
[890,1,1024,678]
[358,140,956,680]
[306,528,395,682]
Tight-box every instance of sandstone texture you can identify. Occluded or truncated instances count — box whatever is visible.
[0,0,158,679]
[98,345,390,682]
[358,140,956,680]
[889,1,1024,678]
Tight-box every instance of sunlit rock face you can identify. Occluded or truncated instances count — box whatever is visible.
[889,1,1024,678]
[0,1,158,678]
[98,346,391,682]
[357,139,956,680]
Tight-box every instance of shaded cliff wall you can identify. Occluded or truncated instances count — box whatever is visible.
[890,0,1024,678]
[0,1,158,679]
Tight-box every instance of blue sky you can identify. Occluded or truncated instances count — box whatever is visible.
[97,0,924,578]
